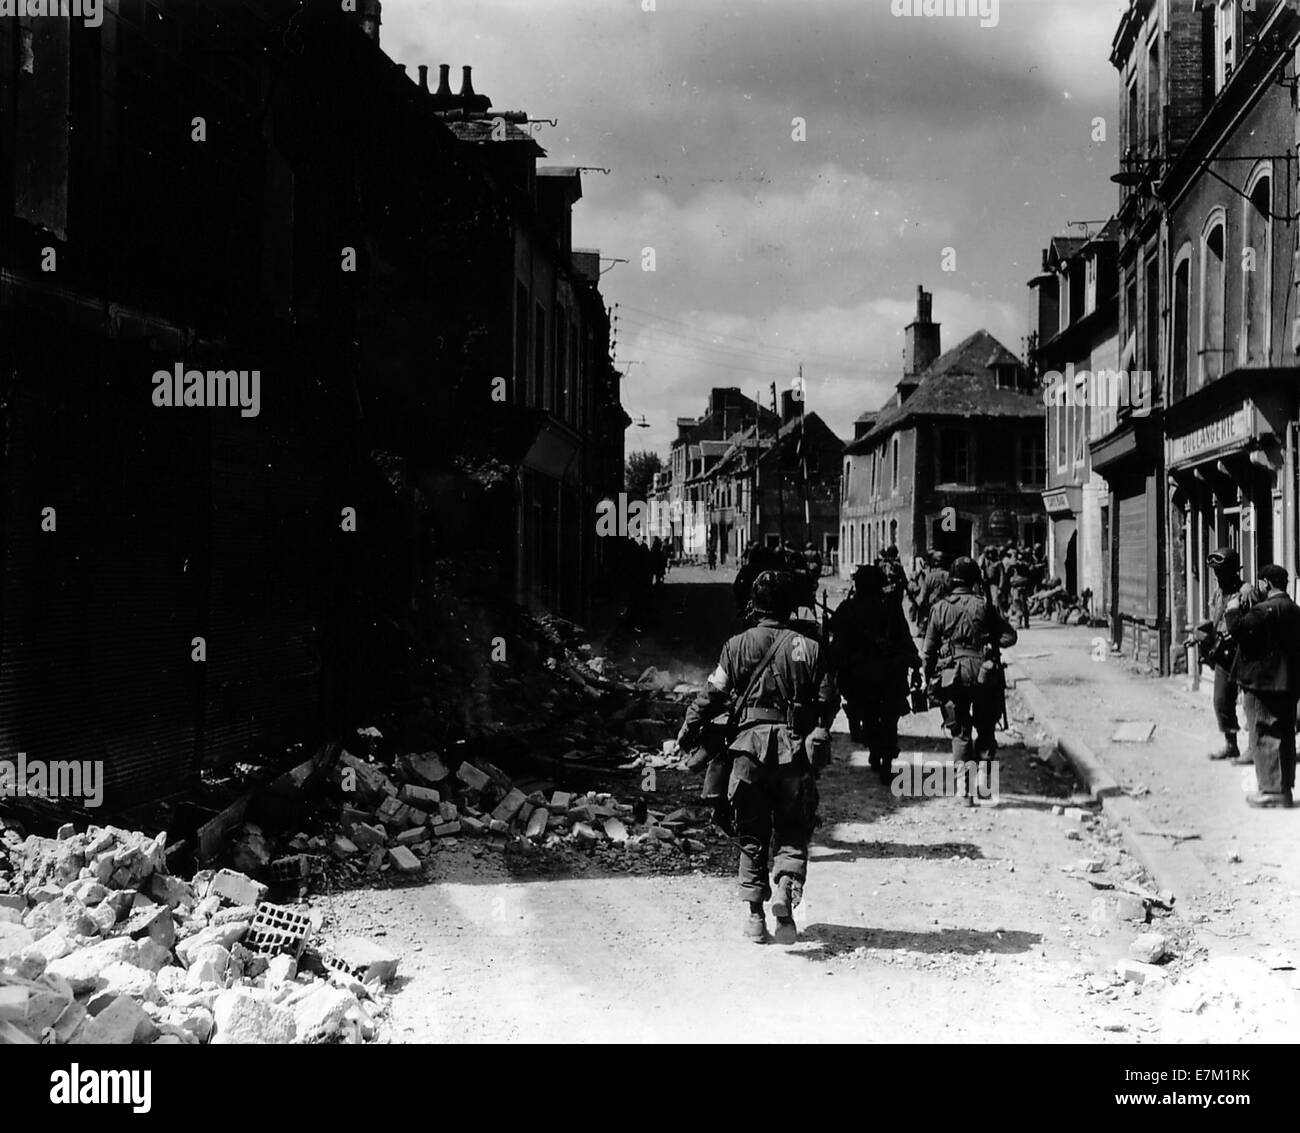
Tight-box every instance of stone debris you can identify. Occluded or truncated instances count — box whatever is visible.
[1129,932,1169,965]
[1115,958,1168,986]
[0,818,396,1045]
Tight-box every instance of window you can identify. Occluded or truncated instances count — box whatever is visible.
[1201,216,1226,385]
[1215,1,1238,94]
[1056,396,1067,471]
[1059,269,1071,335]
[514,281,529,404]
[1072,386,1087,467]
[534,303,547,410]
[1085,256,1098,315]
[1243,168,1272,365]
[939,429,971,484]
[843,459,851,498]
[1127,76,1140,157]
[849,524,855,564]
[889,519,897,548]
[1146,36,1160,156]
[891,435,900,491]
[1021,432,1046,487]
[1143,253,1159,376]
[1172,252,1191,403]
[556,311,568,420]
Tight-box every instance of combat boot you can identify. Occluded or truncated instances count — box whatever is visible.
[743,901,769,944]
[1207,734,1240,762]
[771,877,802,945]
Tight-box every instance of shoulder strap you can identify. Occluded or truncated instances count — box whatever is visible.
[730,629,793,725]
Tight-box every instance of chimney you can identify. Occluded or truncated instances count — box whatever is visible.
[899,285,940,402]
[359,0,381,44]
[460,65,492,114]
[780,389,804,425]
[417,64,429,93]
[433,64,455,109]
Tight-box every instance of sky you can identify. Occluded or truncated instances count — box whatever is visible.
[382,0,1130,461]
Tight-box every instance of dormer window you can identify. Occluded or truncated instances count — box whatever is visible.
[994,362,1019,391]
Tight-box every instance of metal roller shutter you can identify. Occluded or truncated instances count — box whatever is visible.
[1116,486,1152,621]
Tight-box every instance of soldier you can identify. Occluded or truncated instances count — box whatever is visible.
[830,564,920,780]
[924,556,1018,805]
[674,571,839,944]
[877,546,908,607]
[980,545,1004,610]
[1226,565,1300,808]
[1006,548,1033,630]
[916,551,951,636]
[1193,547,1258,764]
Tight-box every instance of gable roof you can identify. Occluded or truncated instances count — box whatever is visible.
[846,329,1042,454]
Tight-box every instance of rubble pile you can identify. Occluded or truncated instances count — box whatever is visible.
[312,737,724,885]
[0,821,396,1045]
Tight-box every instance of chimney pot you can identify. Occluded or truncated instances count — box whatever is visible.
[433,63,454,107]
[418,64,429,91]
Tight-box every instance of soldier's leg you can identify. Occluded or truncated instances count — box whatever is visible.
[861,690,886,770]
[1246,690,1290,802]
[948,692,974,765]
[730,777,775,904]
[1210,664,1242,760]
[770,769,818,942]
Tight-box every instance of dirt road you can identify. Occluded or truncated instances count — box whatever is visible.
[323,569,1171,1042]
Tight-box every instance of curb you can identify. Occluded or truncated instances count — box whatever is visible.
[1007,668,1217,907]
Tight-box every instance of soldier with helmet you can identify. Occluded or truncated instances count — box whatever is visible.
[924,556,1018,804]
[916,550,951,636]
[673,570,839,945]
[830,563,920,780]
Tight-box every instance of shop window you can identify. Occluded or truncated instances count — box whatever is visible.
[1201,218,1226,385]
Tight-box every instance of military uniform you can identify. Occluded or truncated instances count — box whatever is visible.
[1196,570,1258,761]
[679,616,839,907]
[916,567,950,635]
[830,574,919,778]
[924,581,1017,773]
[1006,557,1032,629]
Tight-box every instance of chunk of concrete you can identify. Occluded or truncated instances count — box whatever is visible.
[1129,932,1168,965]
[209,869,268,908]
[210,990,297,1045]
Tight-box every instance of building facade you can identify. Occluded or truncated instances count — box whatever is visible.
[1029,224,1120,617]
[841,288,1046,577]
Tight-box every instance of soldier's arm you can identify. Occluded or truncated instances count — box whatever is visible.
[1226,593,1269,635]
[678,644,732,749]
[923,607,942,676]
[895,604,921,664]
[815,651,840,729]
[994,609,1018,650]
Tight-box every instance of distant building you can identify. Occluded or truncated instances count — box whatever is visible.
[841,287,1046,576]
[705,391,844,565]
[1029,222,1120,618]
[667,389,779,559]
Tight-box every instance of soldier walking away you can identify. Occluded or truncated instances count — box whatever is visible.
[803,541,823,578]
[830,564,920,781]
[924,557,1018,805]
[980,545,1004,611]
[1006,549,1033,630]
[1193,547,1257,764]
[674,571,839,944]
[1225,564,1300,809]
[878,546,908,606]
[916,551,951,636]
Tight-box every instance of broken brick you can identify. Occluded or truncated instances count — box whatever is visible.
[209,869,268,908]
[491,789,528,823]
[387,846,421,873]
[456,763,492,792]
[400,784,441,808]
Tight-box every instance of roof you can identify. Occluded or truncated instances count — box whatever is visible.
[442,118,546,154]
[847,329,1042,453]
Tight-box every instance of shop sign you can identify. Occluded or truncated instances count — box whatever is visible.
[1042,491,1072,516]
[1169,405,1251,467]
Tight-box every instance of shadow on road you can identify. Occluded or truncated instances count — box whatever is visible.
[795,924,1042,960]
[812,839,985,862]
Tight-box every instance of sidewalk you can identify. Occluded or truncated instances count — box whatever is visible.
[1005,622,1300,963]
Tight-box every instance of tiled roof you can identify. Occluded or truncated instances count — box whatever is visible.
[846,329,1042,453]
[443,118,546,154]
